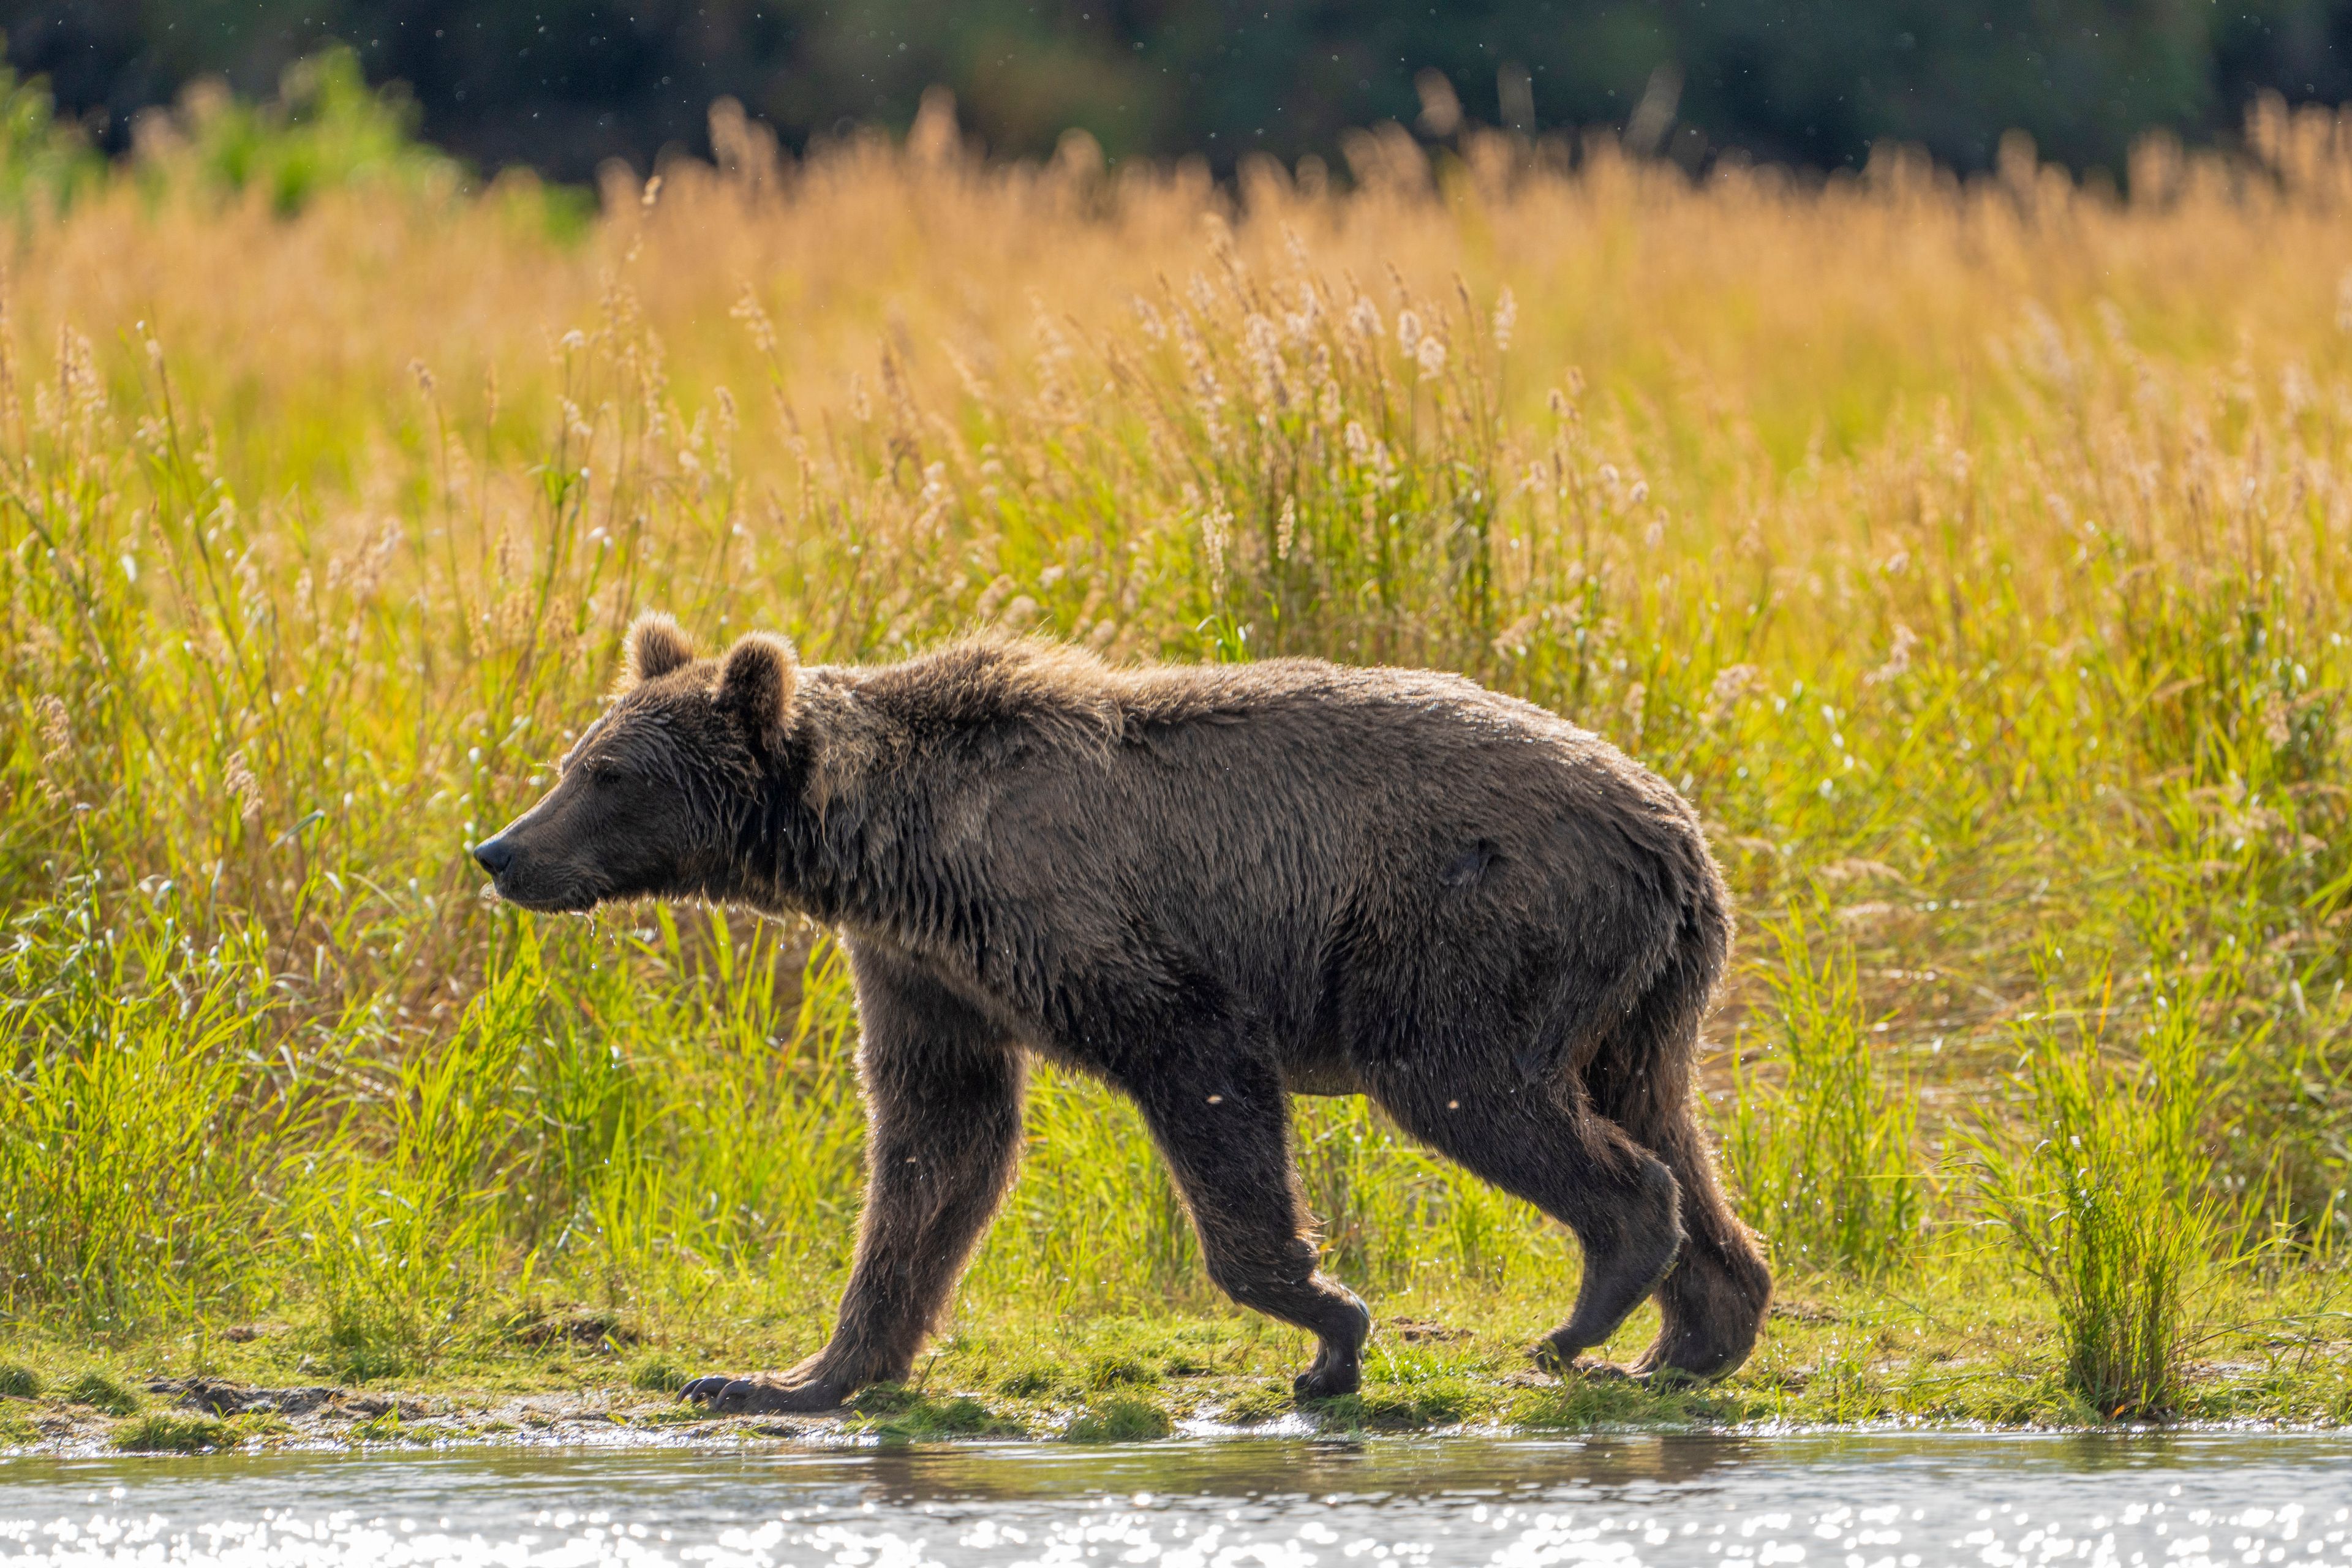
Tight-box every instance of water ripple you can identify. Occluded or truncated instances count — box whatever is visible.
[4,1432,2348,1566]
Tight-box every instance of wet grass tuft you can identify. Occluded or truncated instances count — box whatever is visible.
[1217,1382,1298,1427]
[60,1371,140,1417]
[1064,1393,1173,1442]
[1507,1374,1738,1431]
[628,1354,690,1393]
[1085,1354,1161,1390]
[1972,961,2229,1420]
[1310,1378,1482,1432]
[111,1412,231,1453]
[994,1365,1064,1399]
[850,1388,1028,1441]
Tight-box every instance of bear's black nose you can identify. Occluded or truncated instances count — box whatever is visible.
[472,838,514,876]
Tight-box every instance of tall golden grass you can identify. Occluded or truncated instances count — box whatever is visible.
[2,74,2349,1410]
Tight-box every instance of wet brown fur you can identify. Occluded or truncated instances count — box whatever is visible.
[473,617,1772,1412]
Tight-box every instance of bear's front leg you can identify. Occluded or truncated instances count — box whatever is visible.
[1124,1057,1371,1400]
[685,949,1025,1415]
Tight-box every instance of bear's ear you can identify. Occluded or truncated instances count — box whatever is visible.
[716,631,801,752]
[627,612,696,684]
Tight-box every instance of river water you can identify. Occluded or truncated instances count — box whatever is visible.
[2,1431,2348,1565]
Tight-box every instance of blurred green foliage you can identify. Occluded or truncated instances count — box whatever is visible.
[0,50,100,217]
[6,1,2349,186]
[0,44,592,232]
[148,47,459,216]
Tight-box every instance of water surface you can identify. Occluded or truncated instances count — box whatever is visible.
[4,1431,2348,1565]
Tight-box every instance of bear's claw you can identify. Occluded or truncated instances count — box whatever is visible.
[681,1374,850,1414]
[1527,1341,1644,1382]
[1526,1344,1709,1385]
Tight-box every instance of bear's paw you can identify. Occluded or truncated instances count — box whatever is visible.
[681,1373,850,1414]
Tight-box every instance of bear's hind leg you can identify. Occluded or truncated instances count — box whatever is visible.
[1126,1058,1370,1399]
[1622,1101,1772,1381]
[687,949,1024,1415]
[1373,1074,1684,1376]
[1583,946,1772,1382]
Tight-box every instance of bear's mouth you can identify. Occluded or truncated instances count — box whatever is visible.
[483,875,603,915]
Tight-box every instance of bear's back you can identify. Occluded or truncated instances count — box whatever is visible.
[852,638,1700,943]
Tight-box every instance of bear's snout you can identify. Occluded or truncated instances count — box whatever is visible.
[467,822,600,911]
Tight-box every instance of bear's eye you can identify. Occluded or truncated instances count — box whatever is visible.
[589,761,627,786]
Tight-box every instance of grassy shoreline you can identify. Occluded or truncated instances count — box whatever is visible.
[8,1245,2352,1456]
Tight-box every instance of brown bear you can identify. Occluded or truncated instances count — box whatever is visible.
[470,614,1771,1412]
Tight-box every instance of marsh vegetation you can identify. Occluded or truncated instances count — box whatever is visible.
[2,63,2351,1436]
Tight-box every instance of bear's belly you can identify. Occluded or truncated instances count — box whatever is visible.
[1283,1060,1365,1097]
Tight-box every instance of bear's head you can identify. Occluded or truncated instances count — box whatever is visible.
[469,612,799,913]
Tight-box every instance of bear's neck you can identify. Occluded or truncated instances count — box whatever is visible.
[750,671,1014,973]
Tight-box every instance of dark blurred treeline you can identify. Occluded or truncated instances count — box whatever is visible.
[7,1,2351,183]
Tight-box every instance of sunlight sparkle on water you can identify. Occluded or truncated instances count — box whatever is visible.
[4,1434,2350,1566]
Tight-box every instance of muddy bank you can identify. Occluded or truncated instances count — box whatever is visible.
[1,1372,1348,1456]
[8,1369,2350,1460]
[0,1376,887,1456]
